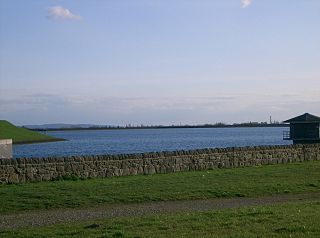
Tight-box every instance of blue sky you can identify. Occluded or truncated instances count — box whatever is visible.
[0,0,319,125]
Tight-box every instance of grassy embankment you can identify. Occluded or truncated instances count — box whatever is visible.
[0,120,64,144]
[1,201,319,238]
[1,161,319,214]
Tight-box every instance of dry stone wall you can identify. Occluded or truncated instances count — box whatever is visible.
[0,144,319,184]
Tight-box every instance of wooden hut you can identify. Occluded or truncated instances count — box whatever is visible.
[283,113,320,144]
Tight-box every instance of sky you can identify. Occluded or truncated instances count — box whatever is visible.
[0,0,319,126]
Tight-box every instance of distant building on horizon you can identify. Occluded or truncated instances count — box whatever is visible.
[283,113,320,144]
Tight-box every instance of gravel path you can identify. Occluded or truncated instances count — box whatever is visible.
[1,192,319,230]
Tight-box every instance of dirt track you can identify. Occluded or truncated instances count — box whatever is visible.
[1,192,319,230]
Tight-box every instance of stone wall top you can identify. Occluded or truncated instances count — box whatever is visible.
[1,144,319,166]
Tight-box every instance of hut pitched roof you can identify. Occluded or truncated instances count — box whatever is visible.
[283,113,320,123]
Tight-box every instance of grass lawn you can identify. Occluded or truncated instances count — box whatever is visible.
[1,161,319,214]
[1,200,319,237]
[0,120,62,144]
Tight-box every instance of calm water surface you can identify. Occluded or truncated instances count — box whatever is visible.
[13,127,291,158]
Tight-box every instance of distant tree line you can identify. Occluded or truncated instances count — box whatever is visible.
[28,121,287,131]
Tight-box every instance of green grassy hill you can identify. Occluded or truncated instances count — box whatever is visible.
[0,120,64,144]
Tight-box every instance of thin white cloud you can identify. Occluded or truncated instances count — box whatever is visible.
[241,0,252,8]
[47,6,82,20]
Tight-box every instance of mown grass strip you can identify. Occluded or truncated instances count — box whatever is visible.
[0,120,63,144]
[1,200,319,237]
[1,161,319,214]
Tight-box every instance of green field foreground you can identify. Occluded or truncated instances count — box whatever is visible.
[0,120,62,144]
[1,200,319,238]
[1,161,319,214]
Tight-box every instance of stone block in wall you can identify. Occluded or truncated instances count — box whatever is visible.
[0,139,12,159]
[144,164,156,175]
[33,174,42,182]
[18,175,26,183]
[167,166,176,173]
[129,168,138,176]
[174,164,181,172]
[42,173,52,181]
[7,173,18,183]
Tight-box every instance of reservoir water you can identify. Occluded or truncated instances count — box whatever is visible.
[13,127,291,158]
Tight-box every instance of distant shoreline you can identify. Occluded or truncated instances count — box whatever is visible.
[30,124,288,132]
[13,138,66,145]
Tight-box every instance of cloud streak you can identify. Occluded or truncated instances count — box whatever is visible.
[241,0,252,8]
[1,92,320,125]
[47,6,82,20]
